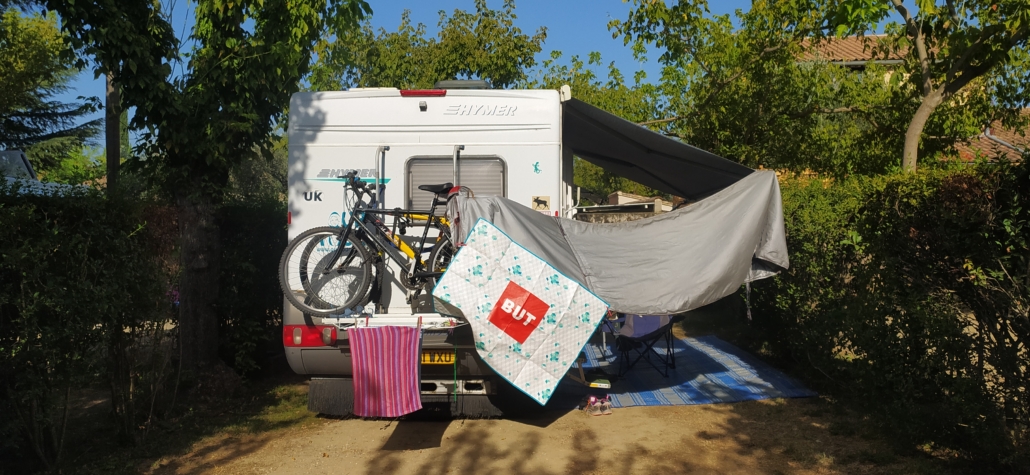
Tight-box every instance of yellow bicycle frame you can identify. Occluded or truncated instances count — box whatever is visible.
[386,214,451,260]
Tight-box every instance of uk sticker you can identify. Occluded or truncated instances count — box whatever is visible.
[488,281,548,344]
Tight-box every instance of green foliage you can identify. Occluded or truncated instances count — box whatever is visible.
[218,197,287,376]
[36,145,105,185]
[226,138,288,202]
[0,8,101,172]
[613,1,1030,174]
[0,9,65,113]
[41,0,369,369]
[0,187,165,469]
[310,0,545,90]
[121,0,369,197]
[749,162,1030,465]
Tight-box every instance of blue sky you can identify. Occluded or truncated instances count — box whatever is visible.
[58,0,756,116]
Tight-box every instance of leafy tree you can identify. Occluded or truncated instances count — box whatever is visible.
[615,2,917,177]
[0,8,101,173]
[37,0,370,369]
[309,0,545,90]
[852,0,1030,171]
[614,0,1030,174]
[36,144,104,184]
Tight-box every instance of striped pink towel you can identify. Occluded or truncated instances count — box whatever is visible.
[347,326,422,417]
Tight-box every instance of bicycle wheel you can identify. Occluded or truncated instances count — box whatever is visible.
[426,231,456,288]
[279,226,373,316]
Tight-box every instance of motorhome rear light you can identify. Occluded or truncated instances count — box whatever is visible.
[400,89,446,97]
[284,325,336,347]
[321,326,337,346]
[287,211,292,225]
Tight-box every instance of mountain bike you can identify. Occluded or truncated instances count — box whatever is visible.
[279,171,459,316]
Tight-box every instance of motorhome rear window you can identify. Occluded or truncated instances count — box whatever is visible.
[406,156,506,210]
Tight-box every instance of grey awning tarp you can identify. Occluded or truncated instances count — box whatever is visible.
[441,98,789,316]
[562,98,753,200]
[449,171,789,315]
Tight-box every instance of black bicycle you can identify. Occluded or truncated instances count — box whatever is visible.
[278,171,459,316]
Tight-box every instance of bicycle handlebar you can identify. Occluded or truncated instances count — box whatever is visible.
[339,171,369,194]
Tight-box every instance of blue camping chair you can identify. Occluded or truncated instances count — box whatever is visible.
[603,313,682,377]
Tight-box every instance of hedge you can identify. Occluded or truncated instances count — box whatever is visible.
[0,186,288,471]
[0,187,166,469]
[749,161,1029,466]
[217,197,288,375]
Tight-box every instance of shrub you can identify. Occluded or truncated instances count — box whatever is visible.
[217,197,288,376]
[0,186,165,469]
[749,161,1029,466]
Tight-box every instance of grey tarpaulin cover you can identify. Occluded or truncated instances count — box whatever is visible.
[448,170,789,315]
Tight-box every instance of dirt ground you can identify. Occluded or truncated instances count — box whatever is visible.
[131,318,958,475]
[144,392,946,475]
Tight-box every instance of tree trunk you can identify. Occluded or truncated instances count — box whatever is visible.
[902,89,944,173]
[105,73,120,193]
[108,327,137,445]
[176,192,222,369]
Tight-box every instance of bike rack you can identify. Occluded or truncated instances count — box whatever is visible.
[452,144,464,185]
[373,145,389,210]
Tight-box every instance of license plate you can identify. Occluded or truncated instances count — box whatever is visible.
[421,350,455,365]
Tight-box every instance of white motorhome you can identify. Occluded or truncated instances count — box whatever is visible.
[284,83,752,416]
[285,84,577,416]
[288,85,576,309]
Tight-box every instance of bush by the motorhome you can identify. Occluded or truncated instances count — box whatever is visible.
[0,188,165,470]
[748,160,1030,467]
[0,186,286,472]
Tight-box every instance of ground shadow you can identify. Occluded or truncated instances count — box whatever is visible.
[359,394,967,475]
[32,359,317,475]
[381,420,452,451]
[351,296,971,475]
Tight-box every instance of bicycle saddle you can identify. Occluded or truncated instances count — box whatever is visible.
[417,183,453,194]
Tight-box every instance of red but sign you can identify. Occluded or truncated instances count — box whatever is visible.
[488,281,548,344]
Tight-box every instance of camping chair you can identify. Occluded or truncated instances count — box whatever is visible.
[603,313,682,378]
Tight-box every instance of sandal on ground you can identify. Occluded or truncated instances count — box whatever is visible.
[582,395,604,416]
[584,402,604,416]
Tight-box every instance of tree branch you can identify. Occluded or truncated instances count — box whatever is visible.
[943,27,1030,98]
[946,28,992,83]
[890,0,932,96]
[788,104,890,118]
[638,116,686,126]
[684,41,715,77]
[945,0,961,26]
[890,0,919,35]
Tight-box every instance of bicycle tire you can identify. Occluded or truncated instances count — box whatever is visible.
[279,226,373,316]
[426,231,456,289]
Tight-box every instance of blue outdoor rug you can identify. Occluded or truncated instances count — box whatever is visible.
[578,335,817,408]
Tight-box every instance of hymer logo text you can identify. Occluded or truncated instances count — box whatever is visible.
[443,104,517,116]
[316,168,379,179]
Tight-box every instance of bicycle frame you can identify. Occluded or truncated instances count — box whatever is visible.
[321,176,450,282]
[361,210,450,262]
